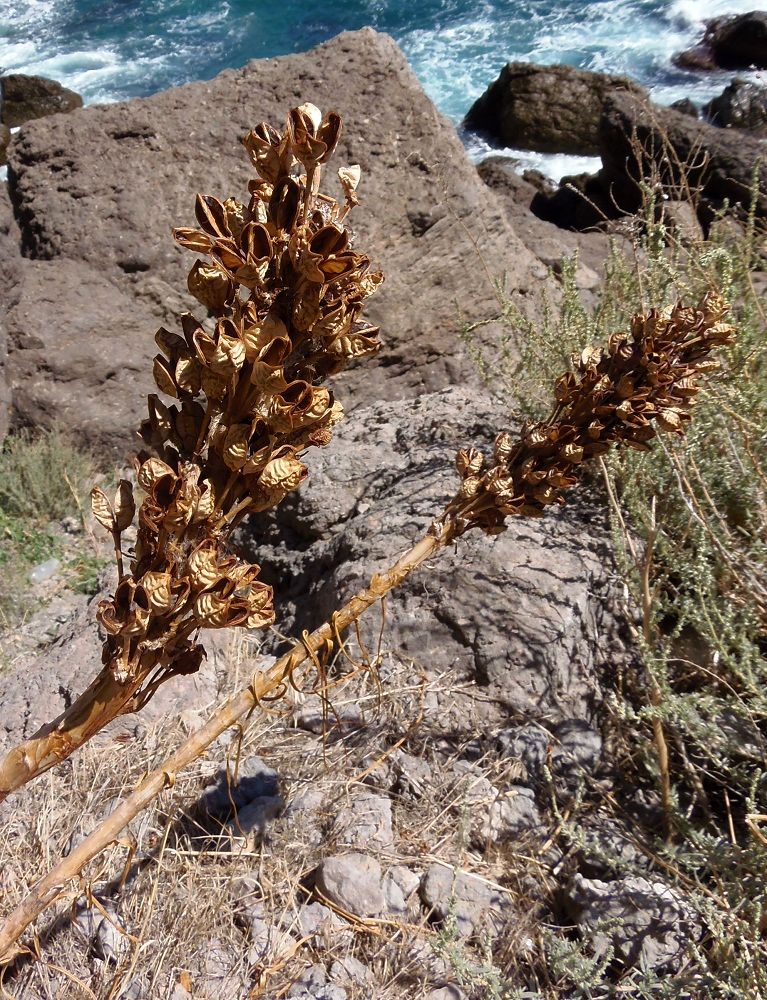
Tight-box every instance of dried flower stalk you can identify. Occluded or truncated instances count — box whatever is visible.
[434,292,734,539]
[0,103,383,803]
[0,287,734,963]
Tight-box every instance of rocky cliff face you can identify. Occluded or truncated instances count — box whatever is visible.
[0,28,548,457]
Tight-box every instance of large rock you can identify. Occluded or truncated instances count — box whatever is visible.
[2,29,546,457]
[675,11,767,71]
[533,91,767,230]
[0,385,628,803]
[465,62,646,156]
[0,123,9,167]
[0,73,83,128]
[598,92,767,219]
[703,78,767,135]
[0,186,17,440]
[243,385,628,730]
[477,156,614,294]
[564,874,703,973]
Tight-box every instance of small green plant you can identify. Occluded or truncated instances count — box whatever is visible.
[0,429,95,626]
[0,428,94,521]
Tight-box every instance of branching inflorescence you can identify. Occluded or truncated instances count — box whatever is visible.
[96,103,382,683]
[437,294,734,538]
[0,103,383,800]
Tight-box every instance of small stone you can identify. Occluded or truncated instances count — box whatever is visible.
[199,755,279,816]
[199,938,247,1000]
[404,938,448,979]
[331,792,393,850]
[451,761,540,843]
[383,865,420,915]
[118,978,143,1000]
[290,964,327,991]
[285,785,327,817]
[315,853,386,918]
[288,964,348,999]
[425,988,467,1000]
[329,955,373,986]
[226,794,284,842]
[497,724,550,781]
[670,97,698,118]
[658,200,704,246]
[60,514,82,534]
[293,695,362,734]
[74,901,129,964]
[248,917,297,966]
[28,557,61,584]
[551,719,604,792]
[295,902,348,939]
[390,750,433,798]
[420,864,511,937]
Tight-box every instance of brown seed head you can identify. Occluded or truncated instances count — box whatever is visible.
[93,105,382,691]
[438,292,735,538]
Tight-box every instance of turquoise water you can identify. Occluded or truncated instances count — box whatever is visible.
[0,0,763,176]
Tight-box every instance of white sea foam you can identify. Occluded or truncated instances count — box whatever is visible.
[465,132,602,182]
[0,0,764,173]
[668,0,763,28]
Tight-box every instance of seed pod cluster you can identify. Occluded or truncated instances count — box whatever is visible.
[94,103,383,693]
[442,292,735,537]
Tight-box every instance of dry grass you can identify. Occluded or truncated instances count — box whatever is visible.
[0,624,559,1000]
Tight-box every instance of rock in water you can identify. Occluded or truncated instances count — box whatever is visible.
[675,11,767,71]
[465,62,646,156]
[0,29,546,456]
[704,79,767,135]
[0,74,83,128]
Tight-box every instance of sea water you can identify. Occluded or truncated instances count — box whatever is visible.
[0,0,764,179]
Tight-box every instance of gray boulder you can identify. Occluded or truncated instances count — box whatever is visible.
[465,62,646,156]
[564,873,703,973]
[1,29,545,456]
[247,385,624,730]
[0,73,82,129]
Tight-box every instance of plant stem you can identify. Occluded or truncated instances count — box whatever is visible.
[0,529,443,963]
[0,661,154,805]
[640,499,672,837]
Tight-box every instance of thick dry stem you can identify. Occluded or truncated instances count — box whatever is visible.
[0,530,442,964]
[0,657,161,804]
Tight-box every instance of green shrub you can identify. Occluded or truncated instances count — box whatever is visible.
[465,182,767,996]
[0,428,95,522]
[0,429,97,628]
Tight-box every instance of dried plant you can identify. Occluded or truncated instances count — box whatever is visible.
[0,265,734,961]
[0,102,382,803]
[435,293,734,537]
